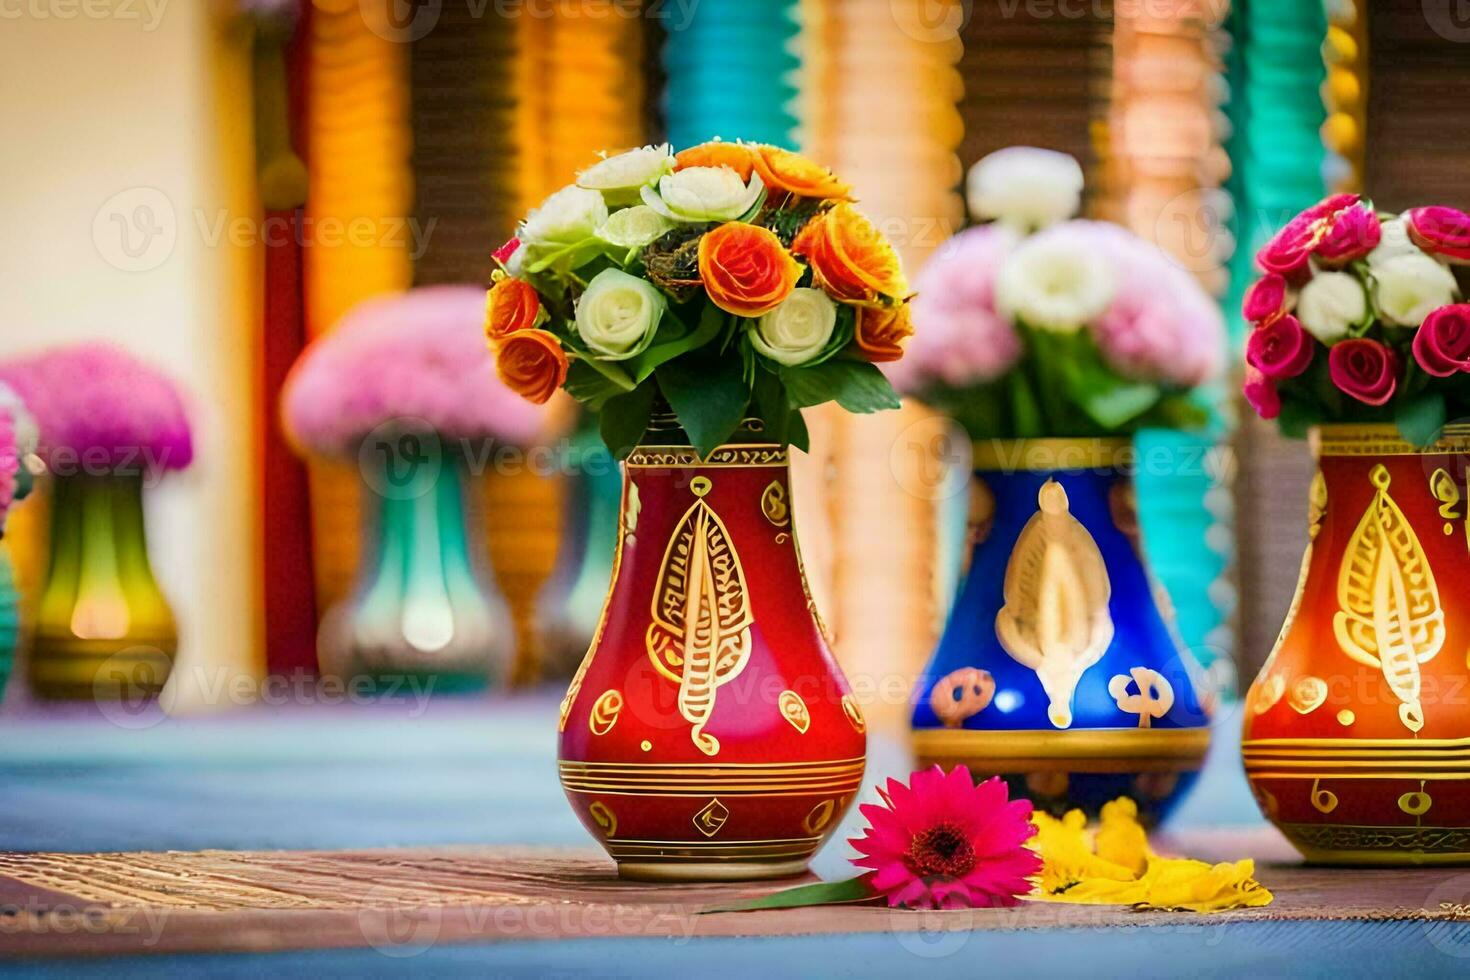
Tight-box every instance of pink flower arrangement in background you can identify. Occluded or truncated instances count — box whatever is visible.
[891,224,1022,392]
[0,343,193,473]
[283,285,550,457]
[897,148,1222,439]
[1241,194,1470,441]
[0,405,16,533]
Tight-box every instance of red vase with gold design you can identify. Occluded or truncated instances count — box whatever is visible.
[557,422,867,881]
[1244,424,1470,864]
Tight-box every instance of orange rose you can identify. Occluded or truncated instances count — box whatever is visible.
[855,303,914,362]
[792,203,908,305]
[485,277,542,343]
[495,329,568,405]
[752,145,851,200]
[674,141,756,181]
[697,222,802,318]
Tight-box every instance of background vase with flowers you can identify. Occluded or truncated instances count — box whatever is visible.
[0,383,38,702]
[1240,196,1470,864]
[893,148,1223,822]
[0,344,193,701]
[284,286,550,694]
[487,141,915,879]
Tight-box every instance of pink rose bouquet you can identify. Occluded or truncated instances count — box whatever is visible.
[896,148,1223,438]
[1242,196,1470,444]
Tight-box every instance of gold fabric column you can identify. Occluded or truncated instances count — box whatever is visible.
[490,12,644,685]
[303,0,414,614]
[1108,4,1231,295]
[799,0,965,730]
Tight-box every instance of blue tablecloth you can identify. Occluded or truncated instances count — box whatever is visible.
[1,696,1465,976]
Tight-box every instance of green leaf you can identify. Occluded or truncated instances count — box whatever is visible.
[630,303,724,383]
[701,876,880,914]
[752,365,792,443]
[779,360,901,414]
[657,352,750,456]
[1395,390,1446,448]
[570,349,636,393]
[1008,371,1043,438]
[564,360,632,410]
[787,408,810,453]
[1075,377,1161,430]
[1277,397,1319,439]
[598,383,658,459]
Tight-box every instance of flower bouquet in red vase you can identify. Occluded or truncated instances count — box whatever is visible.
[1240,195,1470,863]
[486,142,914,880]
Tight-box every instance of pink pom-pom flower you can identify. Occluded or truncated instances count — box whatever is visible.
[1077,221,1225,388]
[283,286,550,458]
[0,405,17,533]
[0,343,193,475]
[898,220,1223,394]
[849,766,1041,910]
[889,225,1023,392]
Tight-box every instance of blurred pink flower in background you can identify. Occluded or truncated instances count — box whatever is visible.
[899,220,1223,393]
[891,225,1021,391]
[0,343,193,472]
[1077,221,1225,388]
[283,285,550,458]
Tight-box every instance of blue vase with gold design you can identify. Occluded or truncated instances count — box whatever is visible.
[911,438,1213,823]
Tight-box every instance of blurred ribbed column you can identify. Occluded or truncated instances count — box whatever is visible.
[1362,1,1469,208]
[1321,0,1367,195]
[1225,0,1327,683]
[489,9,644,684]
[662,0,801,149]
[958,0,1112,212]
[799,0,964,730]
[1110,4,1236,681]
[303,0,414,614]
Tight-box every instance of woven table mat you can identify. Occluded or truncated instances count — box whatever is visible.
[2,830,1468,958]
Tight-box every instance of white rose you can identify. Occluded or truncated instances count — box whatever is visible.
[1295,271,1367,343]
[520,184,608,245]
[1372,250,1458,327]
[1367,216,1419,268]
[575,269,666,360]
[641,166,765,223]
[503,241,529,277]
[577,144,674,205]
[967,147,1084,230]
[994,232,1114,332]
[596,205,675,249]
[748,288,837,366]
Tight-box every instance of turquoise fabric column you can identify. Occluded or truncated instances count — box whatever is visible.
[1141,3,1327,687]
[0,547,17,700]
[660,0,801,149]
[1225,0,1328,341]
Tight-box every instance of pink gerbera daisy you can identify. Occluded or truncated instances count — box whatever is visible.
[849,766,1041,910]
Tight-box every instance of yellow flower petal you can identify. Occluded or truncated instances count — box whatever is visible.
[1031,798,1274,914]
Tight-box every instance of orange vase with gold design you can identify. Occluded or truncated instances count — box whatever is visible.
[1244,424,1470,864]
[557,423,867,881]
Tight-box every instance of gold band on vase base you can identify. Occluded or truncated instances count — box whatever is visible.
[971,437,1133,473]
[616,858,811,882]
[911,727,1210,774]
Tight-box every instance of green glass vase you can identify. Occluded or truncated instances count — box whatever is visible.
[0,545,18,702]
[318,451,513,693]
[29,472,177,700]
[536,427,621,677]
